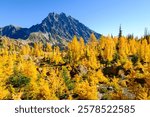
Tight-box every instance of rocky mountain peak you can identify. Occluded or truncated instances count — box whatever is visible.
[0,12,101,42]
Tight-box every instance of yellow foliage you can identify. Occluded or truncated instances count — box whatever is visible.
[123,60,133,70]
[0,35,150,100]
[0,86,8,99]
[52,46,63,64]
[68,36,81,63]
[20,61,37,80]
[103,37,115,61]
[38,78,58,100]
[136,87,148,100]
[96,70,109,84]
[74,80,98,100]
[109,78,120,91]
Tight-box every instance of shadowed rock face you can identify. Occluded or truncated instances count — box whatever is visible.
[0,12,101,42]
[0,25,30,39]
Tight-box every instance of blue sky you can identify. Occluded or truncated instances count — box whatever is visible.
[0,0,150,37]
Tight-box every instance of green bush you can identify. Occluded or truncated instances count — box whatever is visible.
[8,73,30,88]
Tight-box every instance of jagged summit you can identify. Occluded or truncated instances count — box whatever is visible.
[0,12,101,43]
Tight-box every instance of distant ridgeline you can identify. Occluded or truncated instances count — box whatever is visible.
[0,12,101,45]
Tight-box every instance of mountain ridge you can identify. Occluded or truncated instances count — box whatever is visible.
[0,12,101,43]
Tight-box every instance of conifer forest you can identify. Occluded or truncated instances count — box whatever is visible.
[0,33,150,100]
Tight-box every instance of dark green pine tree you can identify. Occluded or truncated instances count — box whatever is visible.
[118,25,122,38]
